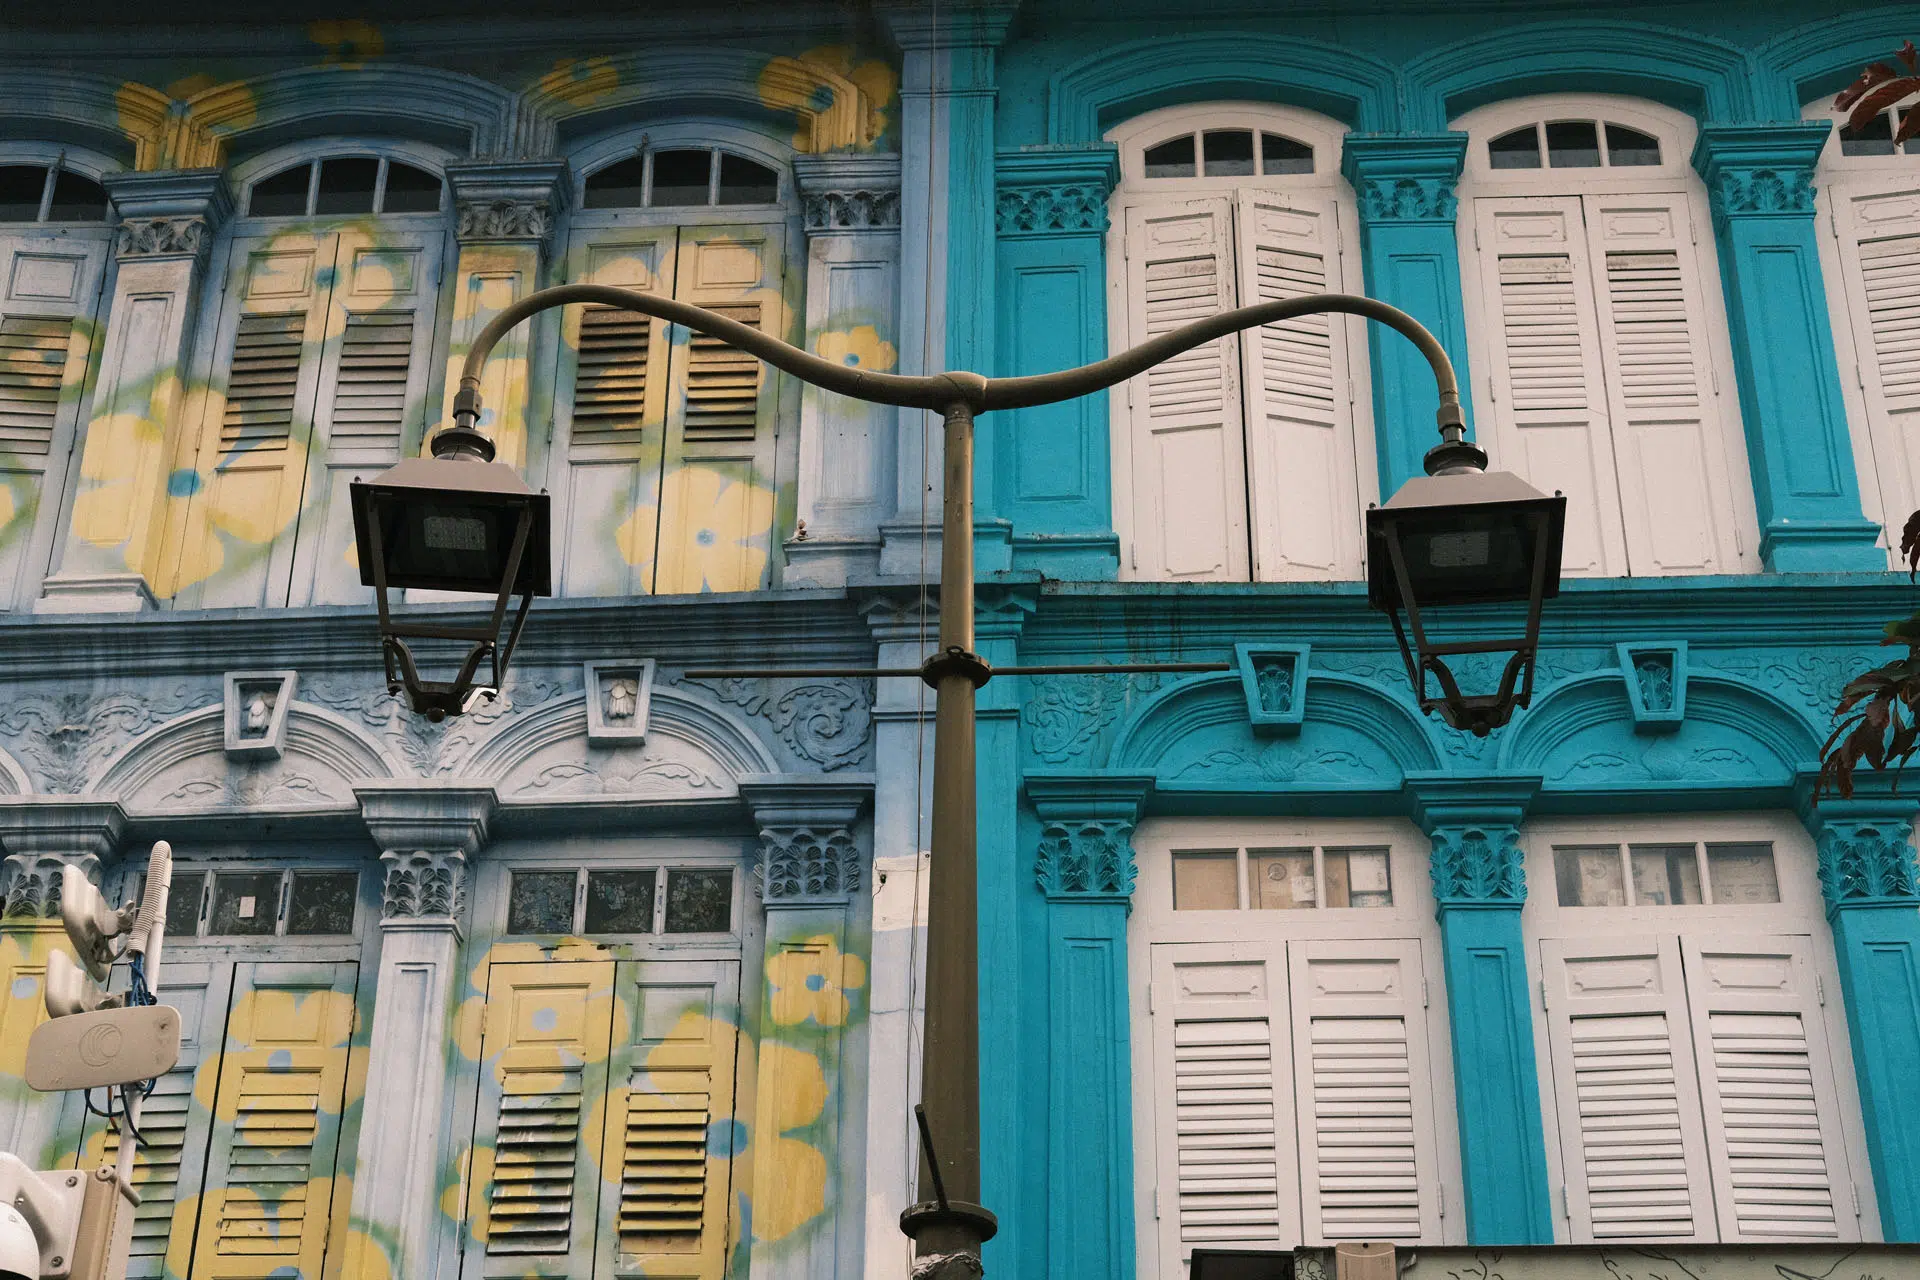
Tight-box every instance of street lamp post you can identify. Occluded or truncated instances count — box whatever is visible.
[353,282,1546,1279]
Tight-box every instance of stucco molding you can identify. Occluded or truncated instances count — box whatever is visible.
[1693,122,1828,220]
[380,850,470,921]
[448,159,569,245]
[1025,773,1154,904]
[1796,778,1920,910]
[0,798,127,920]
[1760,7,1920,109]
[739,776,870,907]
[1341,133,1469,225]
[0,69,155,168]
[794,153,902,231]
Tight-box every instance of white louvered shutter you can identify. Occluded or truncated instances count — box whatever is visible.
[654,224,784,595]
[1540,936,1715,1242]
[554,233,676,597]
[1148,941,1299,1275]
[1122,198,1248,582]
[1584,194,1745,574]
[81,962,233,1278]
[1679,936,1858,1241]
[0,229,109,608]
[1831,184,1920,562]
[594,960,740,1280]
[1234,191,1363,581]
[290,227,447,605]
[172,233,337,609]
[1286,939,1442,1243]
[191,961,359,1279]
[1472,197,1628,578]
[464,961,615,1280]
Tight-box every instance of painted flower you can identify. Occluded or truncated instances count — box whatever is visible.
[758,46,899,151]
[766,935,868,1028]
[618,465,776,595]
[535,56,618,109]
[817,325,897,372]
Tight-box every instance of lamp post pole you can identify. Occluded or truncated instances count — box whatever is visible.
[439,286,1467,1279]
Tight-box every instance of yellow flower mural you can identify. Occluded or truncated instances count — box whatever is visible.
[817,325,897,372]
[766,935,867,1028]
[309,19,385,64]
[535,56,620,110]
[758,45,899,152]
[620,465,777,595]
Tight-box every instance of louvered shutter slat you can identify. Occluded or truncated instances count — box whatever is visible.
[620,1092,711,1236]
[683,302,763,443]
[99,1069,193,1260]
[488,1073,585,1254]
[0,316,71,455]
[329,313,416,448]
[1861,235,1920,405]
[220,313,305,453]
[572,306,655,443]
[1173,1017,1283,1239]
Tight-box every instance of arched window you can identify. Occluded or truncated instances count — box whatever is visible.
[167,143,452,610]
[550,131,792,599]
[1106,104,1374,583]
[0,150,115,610]
[1455,95,1758,579]
[1804,97,1920,568]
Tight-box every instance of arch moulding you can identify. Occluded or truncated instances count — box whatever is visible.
[1761,8,1919,111]
[0,70,163,169]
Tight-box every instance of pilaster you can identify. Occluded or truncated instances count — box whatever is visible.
[442,161,569,475]
[1693,124,1883,571]
[1026,772,1153,1280]
[1797,777,1920,1239]
[346,782,495,1280]
[1340,134,1476,495]
[1403,774,1554,1244]
[40,170,231,615]
[991,147,1124,578]
[786,154,904,587]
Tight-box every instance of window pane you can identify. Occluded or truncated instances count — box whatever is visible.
[0,165,47,221]
[650,149,712,206]
[249,163,312,217]
[1840,110,1897,157]
[1324,847,1392,908]
[1706,843,1781,904]
[507,870,576,934]
[1202,129,1256,177]
[583,155,648,209]
[381,161,442,213]
[716,153,779,205]
[1172,851,1238,910]
[1250,849,1317,909]
[1546,120,1602,167]
[1554,845,1625,906]
[1604,124,1661,167]
[46,170,108,221]
[1261,132,1314,175]
[1905,109,1920,155]
[664,869,732,933]
[286,871,358,935]
[584,869,657,933]
[1488,126,1542,169]
[165,871,205,939]
[315,157,379,215]
[209,870,280,935]
[1143,134,1196,179]
[1629,844,1702,906]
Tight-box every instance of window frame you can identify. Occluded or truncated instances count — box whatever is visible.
[568,123,793,232]
[227,137,455,226]
[0,153,114,227]
[160,862,366,941]
[503,862,742,938]
[1457,94,1698,184]
[482,839,748,950]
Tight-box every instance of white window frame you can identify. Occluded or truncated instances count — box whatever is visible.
[1104,102,1377,585]
[1454,94,1760,578]
[1129,816,1464,1275]
[1519,811,1879,1243]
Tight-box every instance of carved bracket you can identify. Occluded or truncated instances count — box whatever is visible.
[116,216,213,261]
[381,849,469,921]
[756,825,862,905]
[1354,176,1458,223]
[996,183,1108,235]
[1617,642,1686,733]
[1237,642,1309,737]
[1815,819,1920,906]
[1692,123,1827,223]
[1427,824,1526,904]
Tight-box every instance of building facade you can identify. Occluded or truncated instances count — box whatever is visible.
[0,3,1918,1280]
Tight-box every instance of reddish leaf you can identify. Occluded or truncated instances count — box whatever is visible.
[1902,509,1920,577]
[1837,61,1902,111]
[1902,39,1919,72]
[1847,77,1920,133]
[1898,107,1920,146]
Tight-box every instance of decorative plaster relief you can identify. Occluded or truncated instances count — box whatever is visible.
[803,189,901,230]
[1354,176,1458,222]
[224,670,297,760]
[995,184,1108,234]
[381,849,469,920]
[1023,675,1125,764]
[1173,739,1381,788]
[455,199,553,243]
[0,682,211,794]
[514,754,726,798]
[94,702,392,813]
[0,852,97,919]
[1428,825,1525,904]
[1236,643,1309,737]
[584,660,655,746]
[116,216,212,260]
[1710,167,1815,217]
[1617,643,1686,732]
[304,670,570,776]
[683,677,873,771]
[1816,820,1920,904]
[757,826,861,905]
[1035,818,1136,900]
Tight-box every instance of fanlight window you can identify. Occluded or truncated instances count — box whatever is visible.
[583,148,781,209]
[246,156,443,218]
[0,163,108,223]
[1140,128,1313,178]
[1838,106,1919,157]
[1487,119,1662,169]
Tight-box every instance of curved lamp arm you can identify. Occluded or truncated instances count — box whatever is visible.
[455,284,1465,436]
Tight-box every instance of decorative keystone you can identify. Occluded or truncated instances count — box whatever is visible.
[1617,642,1686,733]
[1236,643,1309,736]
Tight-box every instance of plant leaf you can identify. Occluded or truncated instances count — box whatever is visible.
[1848,77,1920,133]
[1838,61,1901,111]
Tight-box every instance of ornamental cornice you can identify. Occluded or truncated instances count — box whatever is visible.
[1341,132,1467,226]
[354,782,496,857]
[1692,122,1828,220]
[447,159,569,246]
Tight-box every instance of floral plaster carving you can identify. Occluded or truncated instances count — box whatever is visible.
[116,216,212,259]
[153,769,338,810]
[1554,741,1755,785]
[1174,743,1376,787]
[381,850,468,919]
[516,757,723,798]
[684,677,872,771]
[1816,820,1920,904]
[1355,176,1457,222]
[455,199,552,242]
[1023,676,1124,764]
[305,671,569,775]
[1633,653,1676,713]
[0,853,96,919]
[1035,819,1135,899]
[1429,825,1525,903]
[757,826,861,904]
[802,189,901,230]
[0,683,210,794]
[995,184,1108,234]
[1711,167,1815,217]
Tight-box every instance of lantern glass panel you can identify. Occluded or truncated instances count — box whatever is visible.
[1388,507,1540,606]
[367,492,529,594]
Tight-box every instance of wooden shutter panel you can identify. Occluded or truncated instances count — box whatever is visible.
[464,961,615,1280]
[1540,936,1715,1241]
[1287,939,1442,1243]
[1234,192,1364,581]
[654,225,784,595]
[190,960,359,1279]
[1584,193,1745,575]
[1472,197,1627,578]
[1148,942,1298,1274]
[554,235,675,598]
[292,229,447,605]
[1680,936,1858,1241]
[1122,198,1249,582]
[596,960,740,1280]
[0,230,109,608]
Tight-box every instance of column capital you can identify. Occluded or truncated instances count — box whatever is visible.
[1026,772,1154,903]
[740,776,872,907]
[354,781,496,854]
[995,146,1121,236]
[1341,133,1469,226]
[104,168,233,263]
[446,159,570,247]
[1796,778,1920,910]
[1692,122,1829,221]
[794,153,902,231]
[878,2,1017,52]
[0,798,128,919]
[1403,775,1540,907]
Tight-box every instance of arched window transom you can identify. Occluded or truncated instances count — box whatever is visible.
[583,148,781,210]
[1139,128,1314,180]
[0,163,108,224]
[245,156,443,218]
[1485,119,1662,170]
